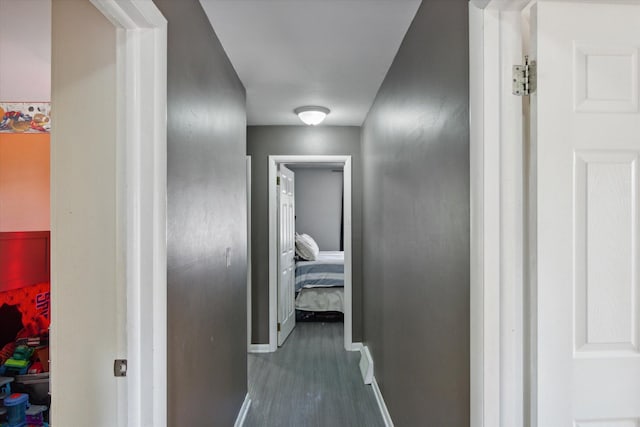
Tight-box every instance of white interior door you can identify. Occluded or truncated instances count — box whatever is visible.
[277,165,296,346]
[51,1,128,425]
[531,2,640,425]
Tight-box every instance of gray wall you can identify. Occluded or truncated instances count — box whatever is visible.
[361,0,470,425]
[288,167,343,251]
[247,126,362,343]
[153,1,248,425]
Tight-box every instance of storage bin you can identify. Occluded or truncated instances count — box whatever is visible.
[13,374,48,407]
[4,393,28,427]
[0,377,13,406]
[24,405,46,426]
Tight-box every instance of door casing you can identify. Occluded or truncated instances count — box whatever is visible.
[260,155,356,352]
[470,1,532,426]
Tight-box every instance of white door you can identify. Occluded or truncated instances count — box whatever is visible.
[531,2,640,425]
[277,165,296,346]
[51,1,128,425]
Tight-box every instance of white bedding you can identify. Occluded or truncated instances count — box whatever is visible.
[295,287,344,313]
[314,251,344,263]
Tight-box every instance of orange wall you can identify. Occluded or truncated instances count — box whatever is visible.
[0,133,50,231]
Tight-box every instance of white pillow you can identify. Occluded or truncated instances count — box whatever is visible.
[305,234,320,256]
[295,233,319,261]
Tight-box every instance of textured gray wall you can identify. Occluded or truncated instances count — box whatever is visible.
[288,167,343,251]
[247,126,362,343]
[153,1,248,425]
[361,1,470,425]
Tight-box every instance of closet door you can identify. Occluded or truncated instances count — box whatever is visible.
[531,2,640,424]
[277,165,296,346]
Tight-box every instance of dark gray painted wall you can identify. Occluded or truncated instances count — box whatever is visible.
[361,1,470,425]
[153,1,248,425]
[247,126,362,344]
[288,167,343,251]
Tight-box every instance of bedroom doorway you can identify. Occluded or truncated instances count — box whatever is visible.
[262,155,354,352]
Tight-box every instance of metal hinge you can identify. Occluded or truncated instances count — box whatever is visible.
[512,55,537,96]
[277,323,281,332]
[276,176,280,186]
[114,359,127,377]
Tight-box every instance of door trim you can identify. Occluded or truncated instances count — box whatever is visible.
[470,1,530,426]
[266,155,353,352]
[88,2,167,426]
[247,156,252,352]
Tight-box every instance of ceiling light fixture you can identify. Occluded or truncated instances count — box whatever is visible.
[294,106,330,126]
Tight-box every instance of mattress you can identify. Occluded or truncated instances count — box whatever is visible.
[295,287,344,313]
[295,251,344,292]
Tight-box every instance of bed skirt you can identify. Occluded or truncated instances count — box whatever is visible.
[295,287,344,313]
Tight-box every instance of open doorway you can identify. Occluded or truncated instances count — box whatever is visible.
[0,0,53,422]
[278,161,346,347]
[250,155,354,352]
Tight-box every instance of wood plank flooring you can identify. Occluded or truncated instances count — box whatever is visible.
[245,322,384,427]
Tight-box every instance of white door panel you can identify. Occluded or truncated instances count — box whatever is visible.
[278,165,296,346]
[532,2,640,425]
[51,1,126,425]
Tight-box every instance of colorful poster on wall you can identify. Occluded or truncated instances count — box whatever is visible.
[0,102,51,133]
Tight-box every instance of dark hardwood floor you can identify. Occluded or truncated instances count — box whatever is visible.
[245,322,384,427]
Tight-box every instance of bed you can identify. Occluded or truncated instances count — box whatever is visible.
[295,251,344,318]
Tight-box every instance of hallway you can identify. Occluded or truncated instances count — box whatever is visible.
[41,0,472,423]
[245,322,384,427]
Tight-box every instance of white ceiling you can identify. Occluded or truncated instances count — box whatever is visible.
[200,0,422,126]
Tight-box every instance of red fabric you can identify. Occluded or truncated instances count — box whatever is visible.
[0,282,50,334]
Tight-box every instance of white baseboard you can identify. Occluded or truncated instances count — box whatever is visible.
[234,394,251,427]
[359,346,373,384]
[371,376,394,427]
[361,346,393,426]
[248,344,272,353]
[350,342,364,352]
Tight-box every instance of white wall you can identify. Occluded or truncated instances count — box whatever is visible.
[290,167,343,251]
[51,1,123,425]
[0,134,50,231]
[0,0,51,101]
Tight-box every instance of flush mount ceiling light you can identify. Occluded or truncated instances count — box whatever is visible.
[294,106,330,126]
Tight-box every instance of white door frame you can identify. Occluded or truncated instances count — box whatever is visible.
[88,2,167,426]
[470,1,530,426]
[247,156,252,352]
[265,155,354,352]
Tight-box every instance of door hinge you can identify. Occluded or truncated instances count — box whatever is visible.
[277,322,281,332]
[114,359,127,377]
[276,176,280,186]
[512,55,537,96]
